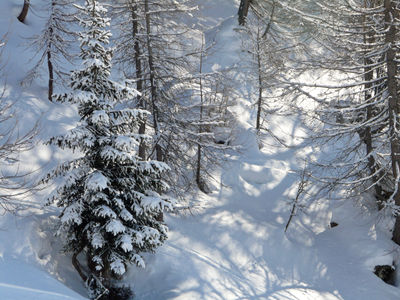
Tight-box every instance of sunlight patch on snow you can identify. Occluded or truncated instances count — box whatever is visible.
[268,288,343,300]
[239,161,289,190]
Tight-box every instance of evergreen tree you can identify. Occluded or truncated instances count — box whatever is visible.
[42,1,175,296]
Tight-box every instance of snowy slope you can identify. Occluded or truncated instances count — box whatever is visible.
[0,258,86,300]
[0,0,400,300]
[126,1,400,299]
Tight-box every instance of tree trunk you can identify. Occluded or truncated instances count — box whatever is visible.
[47,25,54,102]
[238,0,252,26]
[72,250,87,283]
[130,2,147,160]
[144,0,162,162]
[47,50,54,101]
[384,0,400,245]
[256,22,263,131]
[362,0,383,208]
[144,0,163,222]
[196,37,205,190]
[17,0,30,23]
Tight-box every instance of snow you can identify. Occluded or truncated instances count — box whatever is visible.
[0,0,399,299]
[90,232,105,249]
[106,219,126,236]
[94,205,117,219]
[110,256,126,276]
[0,259,85,300]
[91,110,110,125]
[85,171,109,191]
[60,203,82,226]
[119,234,134,252]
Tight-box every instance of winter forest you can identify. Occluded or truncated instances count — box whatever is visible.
[3,0,400,299]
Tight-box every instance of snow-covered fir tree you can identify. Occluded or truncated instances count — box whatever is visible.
[42,0,175,297]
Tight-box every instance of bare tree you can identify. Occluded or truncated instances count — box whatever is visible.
[24,0,75,101]
[0,39,38,212]
[278,0,400,245]
[113,0,235,195]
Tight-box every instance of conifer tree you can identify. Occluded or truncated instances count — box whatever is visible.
[25,0,75,101]
[0,39,38,212]
[278,0,400,244]
[114,1,235,195]
[43,1,175,297]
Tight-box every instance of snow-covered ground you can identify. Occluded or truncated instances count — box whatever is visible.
[1,0,400,299]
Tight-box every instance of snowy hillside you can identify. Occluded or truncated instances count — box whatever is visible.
[1,0,400,299]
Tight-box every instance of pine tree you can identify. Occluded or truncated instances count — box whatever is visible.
[42,1,175,296]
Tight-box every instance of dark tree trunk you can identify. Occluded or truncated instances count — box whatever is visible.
[384,0,400,245]
[362,0,383,208]
[47,50,54,101]
[144,0,163,221]
[72,250,87,283]
[17,0,30,23]
[238,0,252,26]
[145,0,162,162]
[47,26,54,102]
[256,24,263,131]
[255,4,275,131]
[196,38,204,190]
[130,3,147,160]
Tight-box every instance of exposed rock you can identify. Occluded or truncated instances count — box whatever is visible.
[374,265,395,285]
[330,221,338,228]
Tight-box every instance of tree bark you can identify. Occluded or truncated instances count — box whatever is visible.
[144,0,163,221]
[130,2,147,160]
[256,22,263,131]
[47,25,54,102]
[17,0,30,23]
[238,0,252,26]
[384,0,400,245]
[145,0,162,162]
[72,250,88,283]
[196,37,204,190]
[255,3,275,131]
[362,0,383,208]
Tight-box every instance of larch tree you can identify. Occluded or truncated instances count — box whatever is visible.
[114,0,233,195]
[25,0,75,101]
[114,0,197,163]
[42,1,175,297]
[279,0,400,244]
[239,2,282,132]
[0,39,38,212]
[238,0,306,144]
